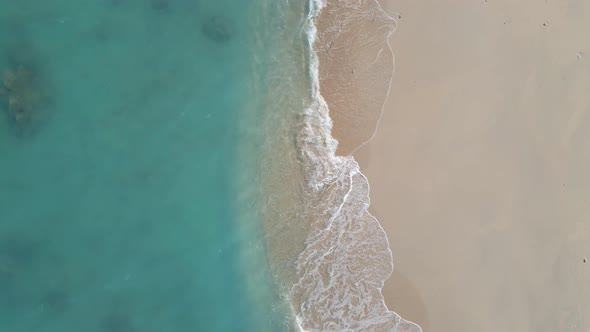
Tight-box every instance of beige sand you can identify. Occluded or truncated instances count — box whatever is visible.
[351,0,590,330]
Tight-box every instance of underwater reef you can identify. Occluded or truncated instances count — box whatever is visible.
[100,311,136,332]
[0,64,43,134]
[202,16,232,43]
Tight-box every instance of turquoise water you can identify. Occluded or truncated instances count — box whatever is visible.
[0,1,292,331]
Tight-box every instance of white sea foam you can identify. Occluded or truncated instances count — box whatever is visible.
[289,0,423,331]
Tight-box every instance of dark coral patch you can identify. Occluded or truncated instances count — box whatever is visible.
[0,236,40,267]
[151,0,171,12]
[1,65,44,134]
[41,289,70,313]
[100,312,135,332]
[202,16,232,43]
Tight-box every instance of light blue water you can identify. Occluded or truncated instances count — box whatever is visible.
[0,1,292,331]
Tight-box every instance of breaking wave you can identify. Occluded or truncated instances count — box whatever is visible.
[287,0,423,331]
[252,0,422,330]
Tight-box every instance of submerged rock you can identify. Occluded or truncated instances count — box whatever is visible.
[100,312,135,332]
[0,237,38,287]
[201,16,232,43]
[0,65,42,132]
[0,255,16,283]
[0,236,39,266]
[151,0,171,12]
[41,289,70,313]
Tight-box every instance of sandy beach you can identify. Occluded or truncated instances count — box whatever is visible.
[347,0,590,330]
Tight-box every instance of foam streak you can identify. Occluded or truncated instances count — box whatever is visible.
[289,1,423,331]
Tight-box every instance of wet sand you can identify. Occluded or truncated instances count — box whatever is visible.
[350,0,590,331]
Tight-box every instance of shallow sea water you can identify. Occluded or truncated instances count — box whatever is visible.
[0,1,289,331]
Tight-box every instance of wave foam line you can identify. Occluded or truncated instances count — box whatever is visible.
[289,0,423,331]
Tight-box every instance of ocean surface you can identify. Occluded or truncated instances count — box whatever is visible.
[0,1,291,331]
[1,0,421,331]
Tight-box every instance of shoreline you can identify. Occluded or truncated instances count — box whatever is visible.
[354,0,590,330]
[315,0,397,156]
[257,0,422,330]
[288,0,422,330]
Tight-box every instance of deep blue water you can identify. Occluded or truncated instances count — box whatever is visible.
[0,1,289,331]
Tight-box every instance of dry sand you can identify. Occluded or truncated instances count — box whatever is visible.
[350,0,590,331]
